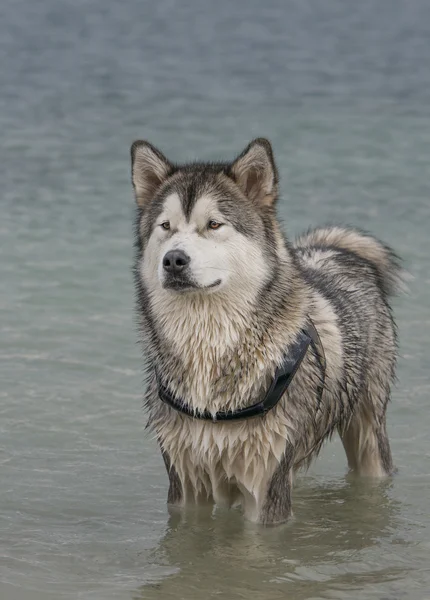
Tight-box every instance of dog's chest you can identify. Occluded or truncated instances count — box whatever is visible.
[152,304,297,493]
[160,312,285,414]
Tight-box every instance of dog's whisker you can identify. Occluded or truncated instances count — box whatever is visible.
[199,265,235,274]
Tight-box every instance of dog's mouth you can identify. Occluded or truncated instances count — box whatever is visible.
[163,277,222,293]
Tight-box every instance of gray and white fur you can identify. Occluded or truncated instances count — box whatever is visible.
[131,138,403,525]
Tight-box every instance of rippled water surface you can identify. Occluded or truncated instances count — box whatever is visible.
[1,0,430,598]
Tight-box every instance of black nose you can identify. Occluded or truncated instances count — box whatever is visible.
[163,250,190,274]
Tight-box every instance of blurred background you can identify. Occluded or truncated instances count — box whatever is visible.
[1,0,429,598]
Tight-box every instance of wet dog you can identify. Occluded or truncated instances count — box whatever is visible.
[131,138,403,524]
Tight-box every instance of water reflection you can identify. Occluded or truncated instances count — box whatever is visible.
[133,477,408,599]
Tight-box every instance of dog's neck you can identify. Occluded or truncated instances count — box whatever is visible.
[148,277,309,414]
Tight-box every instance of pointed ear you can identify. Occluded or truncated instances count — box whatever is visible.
[130,141,172,207]
[230,138,278,207]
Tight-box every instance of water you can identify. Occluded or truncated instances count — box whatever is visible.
[1,0,430,598]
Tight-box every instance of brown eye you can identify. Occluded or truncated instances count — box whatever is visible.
[208,220,222,230]
[160,221,170,230]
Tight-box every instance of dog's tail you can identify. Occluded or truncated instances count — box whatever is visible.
[295,226,407,296]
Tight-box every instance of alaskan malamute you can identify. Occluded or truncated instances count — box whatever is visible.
[131,138,403,525]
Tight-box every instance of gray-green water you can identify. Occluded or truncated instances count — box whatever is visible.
[1,1,430,598]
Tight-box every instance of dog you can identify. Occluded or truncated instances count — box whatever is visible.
[130,138,403,525]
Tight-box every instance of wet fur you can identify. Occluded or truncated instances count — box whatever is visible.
[131,139,403,525]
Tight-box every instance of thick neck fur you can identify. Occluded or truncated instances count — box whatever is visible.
[143,259,309,416]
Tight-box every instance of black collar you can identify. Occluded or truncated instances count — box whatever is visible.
[157,320,325,422]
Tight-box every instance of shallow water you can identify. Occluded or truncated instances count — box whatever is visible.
[1,0,430,598]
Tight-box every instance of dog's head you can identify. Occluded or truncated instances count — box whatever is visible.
[132,139,286,301]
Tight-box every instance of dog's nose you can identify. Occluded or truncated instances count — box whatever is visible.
[163,250,190,274]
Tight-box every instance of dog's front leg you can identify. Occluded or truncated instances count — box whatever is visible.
[258,448,294,525]
[161,449,183,505]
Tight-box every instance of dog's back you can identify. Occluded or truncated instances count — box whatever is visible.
[294,226,404,296]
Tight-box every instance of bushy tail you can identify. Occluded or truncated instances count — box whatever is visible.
[295,226,407,296]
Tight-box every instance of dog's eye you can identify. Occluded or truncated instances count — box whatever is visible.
[208,220,222,230]
[160,221,170,230]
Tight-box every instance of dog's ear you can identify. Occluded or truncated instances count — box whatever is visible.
[230,138,278,207]
[131,141,172,207]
